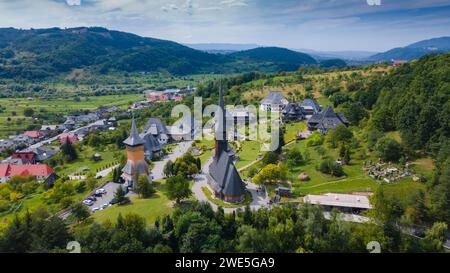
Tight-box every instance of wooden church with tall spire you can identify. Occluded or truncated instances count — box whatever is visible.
[121,114,150,189]
[207,82,246,203]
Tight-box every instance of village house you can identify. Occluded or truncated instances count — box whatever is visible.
[307,105,349,134]
[0,139,14,151]
[282,102,305,121]
[9,134,34,146]
[22,146,58,162]
[132,101,153,109]
[11,151,37,164]
[59,133,78,145]
[140,132,163,161]
[23,131,44,140]
[40,125,63,136]
[303,193,372,214]
[108,117,118,127]
[63,118,76,130]
[300,99,321,116]
[143,118,170,145]
[392,59,408,66]
[260,91,289,112]
[0,163,58,185]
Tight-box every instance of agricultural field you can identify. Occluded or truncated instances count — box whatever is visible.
[0,94,142,138]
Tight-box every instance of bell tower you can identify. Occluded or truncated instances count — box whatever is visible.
[121,114,150,189]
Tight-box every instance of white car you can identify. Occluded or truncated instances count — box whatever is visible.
[91,207,100,212]
[83,199,94,206]
[101,203,109,209]
[95,188,107,195]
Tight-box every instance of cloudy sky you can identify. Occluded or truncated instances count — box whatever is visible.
[0,0,449,51]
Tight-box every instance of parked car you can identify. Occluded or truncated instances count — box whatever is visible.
[83,199,94,206]
[87,196,97,202]
[91,207,100,212]
[101,203,109,209]
[95,188,107,195]
[109,198,118,205]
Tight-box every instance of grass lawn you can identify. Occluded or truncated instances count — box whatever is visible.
[91,180,173,225]
[201,186,252,208]
[410,157,435,178]
[284,140,379,196]
[192,139,215,166]
[235,140,262,169]
[284,121,307,143]
[54,145,123,176]
[277,135,429,206]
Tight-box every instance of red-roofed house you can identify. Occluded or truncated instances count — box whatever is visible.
[11,151,37,164]
[146,93,170,103]
[59,133,78,145]
[0,163,58,185]
[23,131,44,139]
[392,60,408,66]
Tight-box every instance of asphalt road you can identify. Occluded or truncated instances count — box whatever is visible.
[88,182,122,212]
[150,140,193,181]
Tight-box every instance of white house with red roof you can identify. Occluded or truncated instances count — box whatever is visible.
[59,133,78,145]
[23,131,44,139]
[0,163,58,184]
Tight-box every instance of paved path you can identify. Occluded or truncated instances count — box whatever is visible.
[151,140,193,181]
[96,164,119,179]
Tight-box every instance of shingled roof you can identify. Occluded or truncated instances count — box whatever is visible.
[282,102,305,120]
[208,82,245,199]
[123,115,145,146]
[307,105,349,132]
[261,91,288,105]
[143,118,169,135]
[140,132,162,153]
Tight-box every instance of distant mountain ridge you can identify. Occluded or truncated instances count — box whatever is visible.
[369,37,450,61]
[185,43,260,53]
[230,47,317,71]
[186,43,377,60]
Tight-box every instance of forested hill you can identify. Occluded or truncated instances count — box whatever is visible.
[0,27,322,80]
[367,53,450,155]
[230,47,317,71]
[0,27,236,78]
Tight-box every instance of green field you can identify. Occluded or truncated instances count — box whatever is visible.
[53,145,123,177]
[92,181,173,224]
[235,140,262,169]
[284,121,307,142]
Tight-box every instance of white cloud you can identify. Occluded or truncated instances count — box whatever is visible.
[220,0,248,7]
[66,0,81,6]
[0,0,448,51]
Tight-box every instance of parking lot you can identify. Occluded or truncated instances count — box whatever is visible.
[85,182,122,213]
